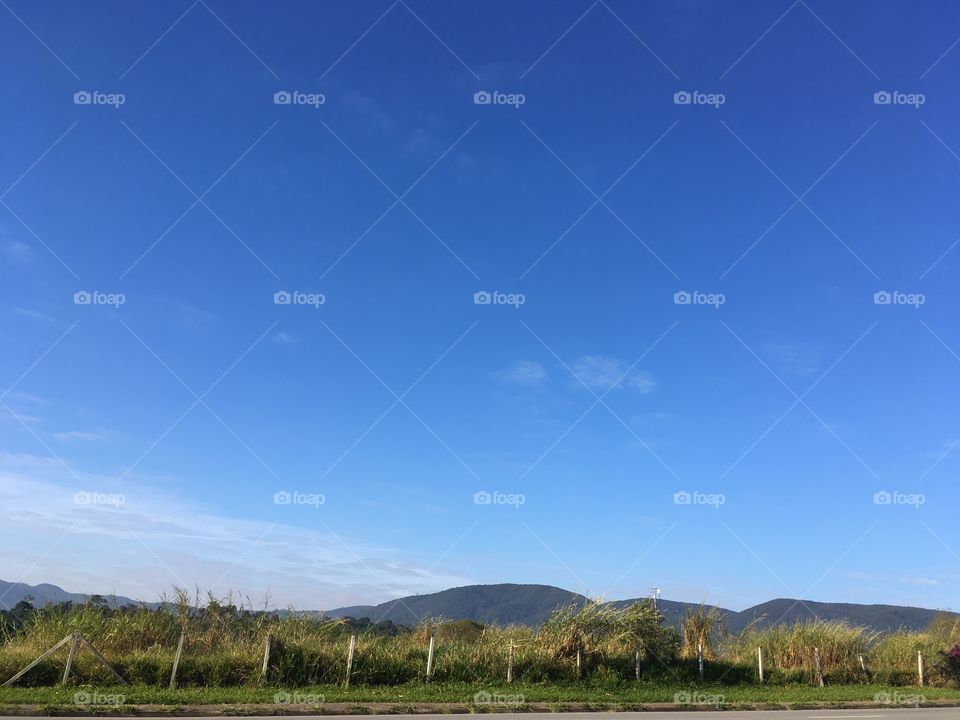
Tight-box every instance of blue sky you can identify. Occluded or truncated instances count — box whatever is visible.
[1,0,959,613]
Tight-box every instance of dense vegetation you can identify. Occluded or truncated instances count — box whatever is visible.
[1,590,958,689]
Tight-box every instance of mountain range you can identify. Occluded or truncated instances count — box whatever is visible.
[2,580,953,633]
[0,580,140,610]
[324,583,955,633]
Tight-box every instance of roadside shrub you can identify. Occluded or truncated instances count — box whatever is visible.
[935,645,960,687]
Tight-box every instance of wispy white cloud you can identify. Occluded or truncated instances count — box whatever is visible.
[848,571,942,589]
[171,302,220,327]
[499,360,547,386]
[765,341,819,375]
[52,431,105,443]
[6,392,52,406]
[273,331,295,344]
[631,411,675,427]
[0,454,469,610]
[12,307,58,323]
[342,91,395,132]
[1,411,43,425]
[3,241,30,263]
[900,576,939,586]
[571,356,655,393]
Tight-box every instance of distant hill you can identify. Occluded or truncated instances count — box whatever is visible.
[325,584,585,627]
[3,580,953,634]
[323,584,727,628]
[0,580,139,610]
[726,598,952,634]
[326,583,955,634]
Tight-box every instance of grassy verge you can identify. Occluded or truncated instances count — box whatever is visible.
[0,682,958,713]
[5,598,958,689]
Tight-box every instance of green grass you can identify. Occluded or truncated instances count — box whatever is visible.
[0,681,958,710]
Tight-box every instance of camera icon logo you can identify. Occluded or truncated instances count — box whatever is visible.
[873,490,892,505]
[673,290,691,305]
[873,291,891,305]
[73,91,92,105]
[673,490,692,505]
[273,490,292,505]
[473,290,492,305]
[274,91,292,105]
[873,91,892,105]
[673,91,692,105]
[274,290,292,305]
[473,490,492,505]
[74,291,92,305]
[473,90,492,105]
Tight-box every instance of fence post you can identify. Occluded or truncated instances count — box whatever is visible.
[61,632,79,685]
[635,644,641,681]
[259,632,273,683]
[425,636,435,682]
[344,635,356,688]
[576,648,582,679]
[859,653,867,675]
[169,632,185,689]
[507,644,514,684]
[918,651,924,687]
[2,634,74,687]
[813,647,824,687]
[757,646,764,683]
[697,641,704,682]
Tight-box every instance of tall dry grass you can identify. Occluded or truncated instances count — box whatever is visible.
[724,619,875,681]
